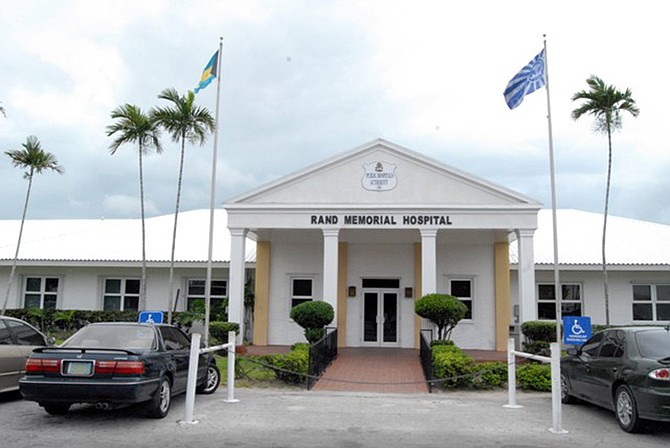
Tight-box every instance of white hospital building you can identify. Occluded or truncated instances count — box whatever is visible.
[2,140,669,351]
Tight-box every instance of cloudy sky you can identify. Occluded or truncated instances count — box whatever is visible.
[1,0,668,225]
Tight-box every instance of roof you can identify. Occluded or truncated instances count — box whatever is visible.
[1,208,668,268]
[510,209,670,267]
[0,209,256,264]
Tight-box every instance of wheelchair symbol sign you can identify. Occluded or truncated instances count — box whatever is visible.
[563,316,592,345]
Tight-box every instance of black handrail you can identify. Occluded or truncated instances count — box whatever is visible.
[420,329,434,393]
[307,327,338,390]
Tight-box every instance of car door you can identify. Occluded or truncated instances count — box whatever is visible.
[568,331,604,401]
[585,330,626,410]
[0,319,47,393]
[0,320,23,392]
[159,326,191,394]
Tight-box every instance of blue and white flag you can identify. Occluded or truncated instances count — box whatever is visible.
[503,49,546,110]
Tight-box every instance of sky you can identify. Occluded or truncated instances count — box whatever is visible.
[1,0,668,225]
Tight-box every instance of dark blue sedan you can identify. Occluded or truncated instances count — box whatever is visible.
[19,322,220,418]
[561,326,670,432]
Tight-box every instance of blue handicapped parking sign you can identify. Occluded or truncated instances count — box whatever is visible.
[563,316,592,345]
[139,311,164,324]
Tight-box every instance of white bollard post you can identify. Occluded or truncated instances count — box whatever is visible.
[181,332,201,425]
[504,338,522,409]
[549,342,568,434]
[225,331,239,403]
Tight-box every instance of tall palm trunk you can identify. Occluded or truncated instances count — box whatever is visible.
[167,136,186,324]
[602,122,613,325]
[138,147,148,311]
[1,169,34,315]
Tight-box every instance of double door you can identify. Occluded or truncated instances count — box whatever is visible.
[362,290,399,346]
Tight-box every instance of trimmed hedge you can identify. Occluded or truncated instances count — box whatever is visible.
[209,321,240,349]
[260,343,309,384]
[516,363,551,391]
[432,344,476,389]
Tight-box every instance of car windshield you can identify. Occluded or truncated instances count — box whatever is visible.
[63,325,157,351]
[635,329,670,359]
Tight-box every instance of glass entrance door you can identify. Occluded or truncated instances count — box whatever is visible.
[363,291,398,345]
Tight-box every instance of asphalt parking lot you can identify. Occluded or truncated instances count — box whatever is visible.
[1,388,670,448]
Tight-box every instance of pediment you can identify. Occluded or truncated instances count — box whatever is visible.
[226,139,539,208]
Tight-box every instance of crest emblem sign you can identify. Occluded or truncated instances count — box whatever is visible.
[362,162,397,191]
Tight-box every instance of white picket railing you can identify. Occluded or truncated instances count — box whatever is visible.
[504,338,567,434]
[181,331,238,425]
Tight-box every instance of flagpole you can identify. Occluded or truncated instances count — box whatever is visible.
[543,35,562,352]
[204,37,223,346]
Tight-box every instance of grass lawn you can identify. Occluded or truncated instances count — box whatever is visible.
[215,355,303,389]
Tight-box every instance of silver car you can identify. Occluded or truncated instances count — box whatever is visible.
[0,316,52,394]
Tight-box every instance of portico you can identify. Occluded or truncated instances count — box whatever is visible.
[225,139,540,351]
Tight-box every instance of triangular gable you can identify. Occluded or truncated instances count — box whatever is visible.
[226,139,540,207]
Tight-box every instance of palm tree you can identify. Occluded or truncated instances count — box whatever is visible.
[571,75,639,325]
[2,136,64,315]
[106,104,162,311]
[152,88,215,324]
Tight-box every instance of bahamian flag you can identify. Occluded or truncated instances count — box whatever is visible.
[194,50,219,94]
[503,49,546,110]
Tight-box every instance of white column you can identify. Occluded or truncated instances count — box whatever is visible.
[322,229,339,324]
[420,229,438,295]
[228,228,247,344]
[516,229,537,323]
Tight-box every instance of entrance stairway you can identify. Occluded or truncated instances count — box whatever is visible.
[311,347,429,393]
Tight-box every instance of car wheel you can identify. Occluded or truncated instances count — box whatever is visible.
[615,384,643,433]
[197,363,221,395]
[145,376,172,419]
[560,373,577,404]
[42,403,71,415]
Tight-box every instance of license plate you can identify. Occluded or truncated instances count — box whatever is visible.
[65,361,93,376]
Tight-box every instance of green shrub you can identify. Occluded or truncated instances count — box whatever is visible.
[289,301,334,344]
[432,344,475,389]
[261,343,309,384]
[521,320,557,343]
[415,294,467,341]
[522,340,550,356]
[430,339,455,347]
[516,363,551,391]
[209,321,240,351]
[470,361,508,390]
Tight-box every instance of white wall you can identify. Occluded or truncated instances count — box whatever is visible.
[514,268,670,326]
[438,242,496,350]
[267,242,323,345]
[0,265,230,313]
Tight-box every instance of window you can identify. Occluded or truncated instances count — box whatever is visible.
[159,326,190,351]
[6,320,46,346]
[0,320,12,345]
[581,332,604,357]
[632,284,670,321]
[291,278,313,308]
[103,278,140,311]
[449,279,473,320]
[537,283,582,320]
[598,330,625,358]
[23,276,59,309]
[186,279,227,311]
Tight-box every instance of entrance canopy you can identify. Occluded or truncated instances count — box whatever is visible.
[224,139,541,350]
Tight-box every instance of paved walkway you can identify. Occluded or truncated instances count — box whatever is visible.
[312,347,429,393]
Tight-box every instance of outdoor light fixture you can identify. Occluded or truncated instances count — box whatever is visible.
[405,287,413,298]
[348,286,356,297]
